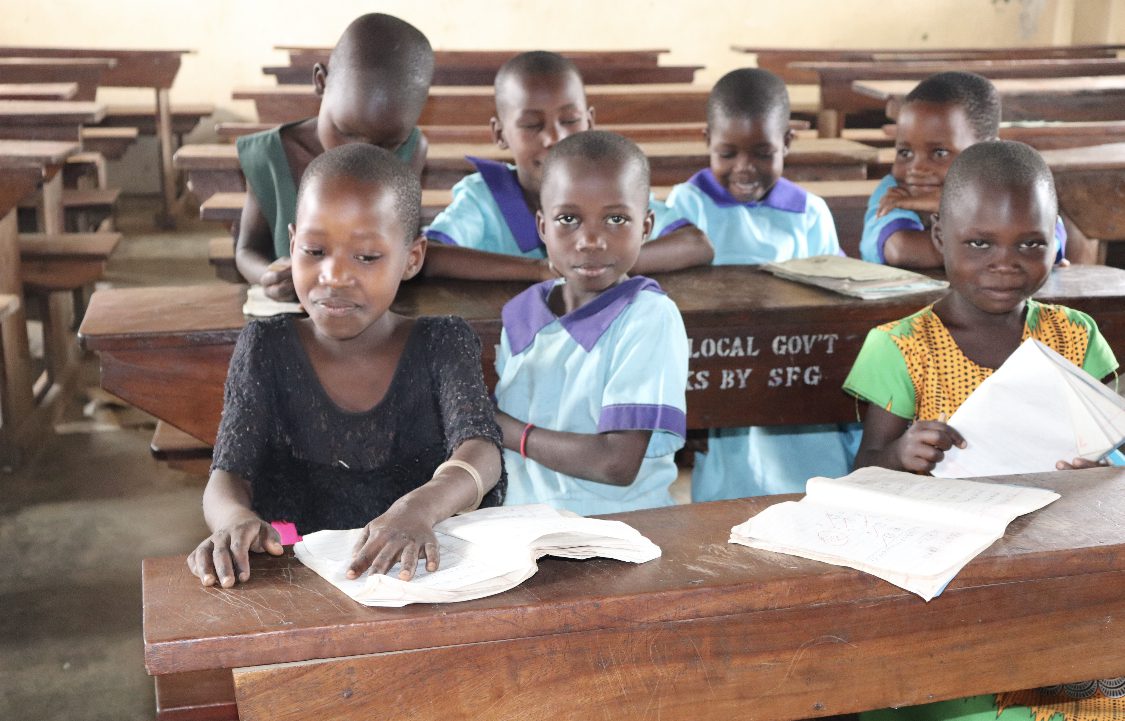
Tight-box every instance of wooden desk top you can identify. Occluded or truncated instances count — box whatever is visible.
[853,75,1125,104]
[0,47,192,89]
[0,82,76,100]
[1039,142,1125,172]
[0,100,105,125]
[733,43,1125,55]
[144,466,1125,682]
[0,164,44,216]
[0,139,79,167]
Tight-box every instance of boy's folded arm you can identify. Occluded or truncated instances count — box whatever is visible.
[631,224,714,274]
[499,409,650,486]
[883,228,943,269]
[419,243,552,281]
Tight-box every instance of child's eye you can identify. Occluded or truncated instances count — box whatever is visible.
[932,148,950,159]
[605,214,629,226]
[555,214,579,226]
[966,239,990,249]
[1020,238,1048,251]
[560,116,583,126]
[895,148,914,161]
[518,122,544,132]
[717,150,737,160]
[355,253,382,264]
[300,245,325,257]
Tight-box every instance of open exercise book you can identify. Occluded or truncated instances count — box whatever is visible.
[294,504,661,607]
[933,339,1125,478]
[242,285,303,317]
[762,255,948,300]
[729,467,1059,601]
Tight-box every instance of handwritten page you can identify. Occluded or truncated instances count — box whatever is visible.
[933,339,1125,478]
[294,504,660,607]
[730,466,1059,600]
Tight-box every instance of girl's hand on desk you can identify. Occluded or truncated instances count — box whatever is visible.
[187,517,283,588]
[260,257,295,301]
[1056,457,1108,471]
[876,185,940,218]
[347,505,439,582]
[894,419,966,474]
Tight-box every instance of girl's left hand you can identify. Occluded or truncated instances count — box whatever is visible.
[346,506,439,581]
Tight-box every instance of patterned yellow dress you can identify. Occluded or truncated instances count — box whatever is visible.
[844,299,1123,721]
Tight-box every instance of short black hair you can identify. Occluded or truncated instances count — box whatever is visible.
[940,140,1057,218]
[707,68,789,128]
[494,51,584,114]
[904,71,1001,141]
[540,130,650,200]
[329,14,434,119]
[297,143,422,240]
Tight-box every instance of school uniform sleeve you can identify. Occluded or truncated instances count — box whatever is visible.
[210,319,278,481]
[1061,307,1121,381]
[648,195,693,239]
[662,182,708,234]
[860,175,925,264]
[424,316,506,505]
[842,327,917,420]
[424,174,492,249]
[598,293,688,457]
[805,193,843,256]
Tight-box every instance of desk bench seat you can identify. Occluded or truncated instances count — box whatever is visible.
[151,420,213,476]
[63,151,107,189]
[100,102,215,137]
[79,126,138,160]
[206,236,241,283]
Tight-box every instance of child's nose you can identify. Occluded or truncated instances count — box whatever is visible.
[575,228,605,250]
[542,124,562,148]
[319,255,351,285]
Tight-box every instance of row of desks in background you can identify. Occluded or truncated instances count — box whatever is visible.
[78,263,1125,450]
[144,466,1125,721]
[0,47,202,225]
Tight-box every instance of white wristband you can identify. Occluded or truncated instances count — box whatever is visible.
[434,459,485,514]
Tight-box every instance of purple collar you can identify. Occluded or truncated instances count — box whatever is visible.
[503,276,664,355]
[687,168,807,213]
[468,156,543,254]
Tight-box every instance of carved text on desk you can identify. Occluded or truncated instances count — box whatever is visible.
[686,332,841,392]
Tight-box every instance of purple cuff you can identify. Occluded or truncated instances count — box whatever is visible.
[425,229,459,246]
[876,217,925,263]
[597,403,686,437]
[656,218,691,238]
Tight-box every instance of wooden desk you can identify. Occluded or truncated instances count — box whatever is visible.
[142,467,1125,721]
[0,57,114,101]
[234,83,714,126]
[0,82,76,101]
[734,44,1125,84]
[853,75,1125,124]
[1040,143,1125,264]
[280,46,671,68]
[0,46,196,225]
[78,264,1125,446]
[0,139,80,234]
[176,137,876,203]
[793,58,1125,137]
[0,100,105,142]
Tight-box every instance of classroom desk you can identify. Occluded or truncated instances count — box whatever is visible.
[142,466,1125,721]
[175,138,877,202]
[0,82,76,101]
[0,99,105,142]
[792,58,1125,137]
[0,56,115,101]
[852,75,1125,124]
[0,46,196,225]
[1040,142,1125,263]
[234,83,714,126]
[279,46,672,68]
[0,139,80,234]
[267,62,702,87]
[733,44,1125,84]
[78,264,1125,447]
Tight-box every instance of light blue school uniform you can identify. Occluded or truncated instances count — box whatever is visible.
[495,276,688,516]
[665,168,860,501]
[424,157,691,256]
[861,174,1068,264]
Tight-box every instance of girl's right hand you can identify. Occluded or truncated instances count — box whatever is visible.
[186,518,284,588]
[260,257,295,301]
[893,420,966,473]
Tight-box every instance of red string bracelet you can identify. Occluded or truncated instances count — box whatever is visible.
[520,423,535,458]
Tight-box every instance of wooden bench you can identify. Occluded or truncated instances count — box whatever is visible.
[0,100,105,143]
[234,83,716,126]
[63,150,107,189]
[79,126,139,160]
[0,82,76,100]
[19,187,119,232]
[150,420,213,475]
[793,57,1125,137]
[142,467,1125,721]
[0,57,115,101]
[78,264,1125,447]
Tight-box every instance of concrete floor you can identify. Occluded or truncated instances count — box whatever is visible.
[1,198,220,720]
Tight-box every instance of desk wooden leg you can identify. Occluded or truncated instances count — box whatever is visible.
[817,109,840,138]
[154,669,237,721]
[38,172,64,235]
[0,210,35,465]
[156,88,178,229]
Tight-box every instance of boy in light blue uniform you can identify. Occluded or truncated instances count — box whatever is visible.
[664,68,859,502]
[494,131,689,516]
[860,71,1067,267]
[422,52,712,280]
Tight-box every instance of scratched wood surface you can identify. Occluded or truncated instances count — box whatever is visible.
[1040,143,1125,243]
[79,264,1125,445]
[140,468,1125,721]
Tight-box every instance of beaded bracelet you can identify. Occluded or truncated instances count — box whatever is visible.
[435,459,485,515]
[520,423,536,459]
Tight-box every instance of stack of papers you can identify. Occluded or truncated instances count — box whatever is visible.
[762,255,948,300]
[730,467,1059,601]
[933,339,1125,478]
[242,285,304,317]
[294,504,661,607]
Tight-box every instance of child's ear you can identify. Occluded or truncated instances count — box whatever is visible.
[642,207,655,241]
[782,128,795,155]
[702,125,710,147]
[402,235,427,280]
[586,105,596,129]
[536,209,549,242]
[312,63,328,97]
[931,213,944,253]
[490,117,508,149]
[288,223,297,256]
